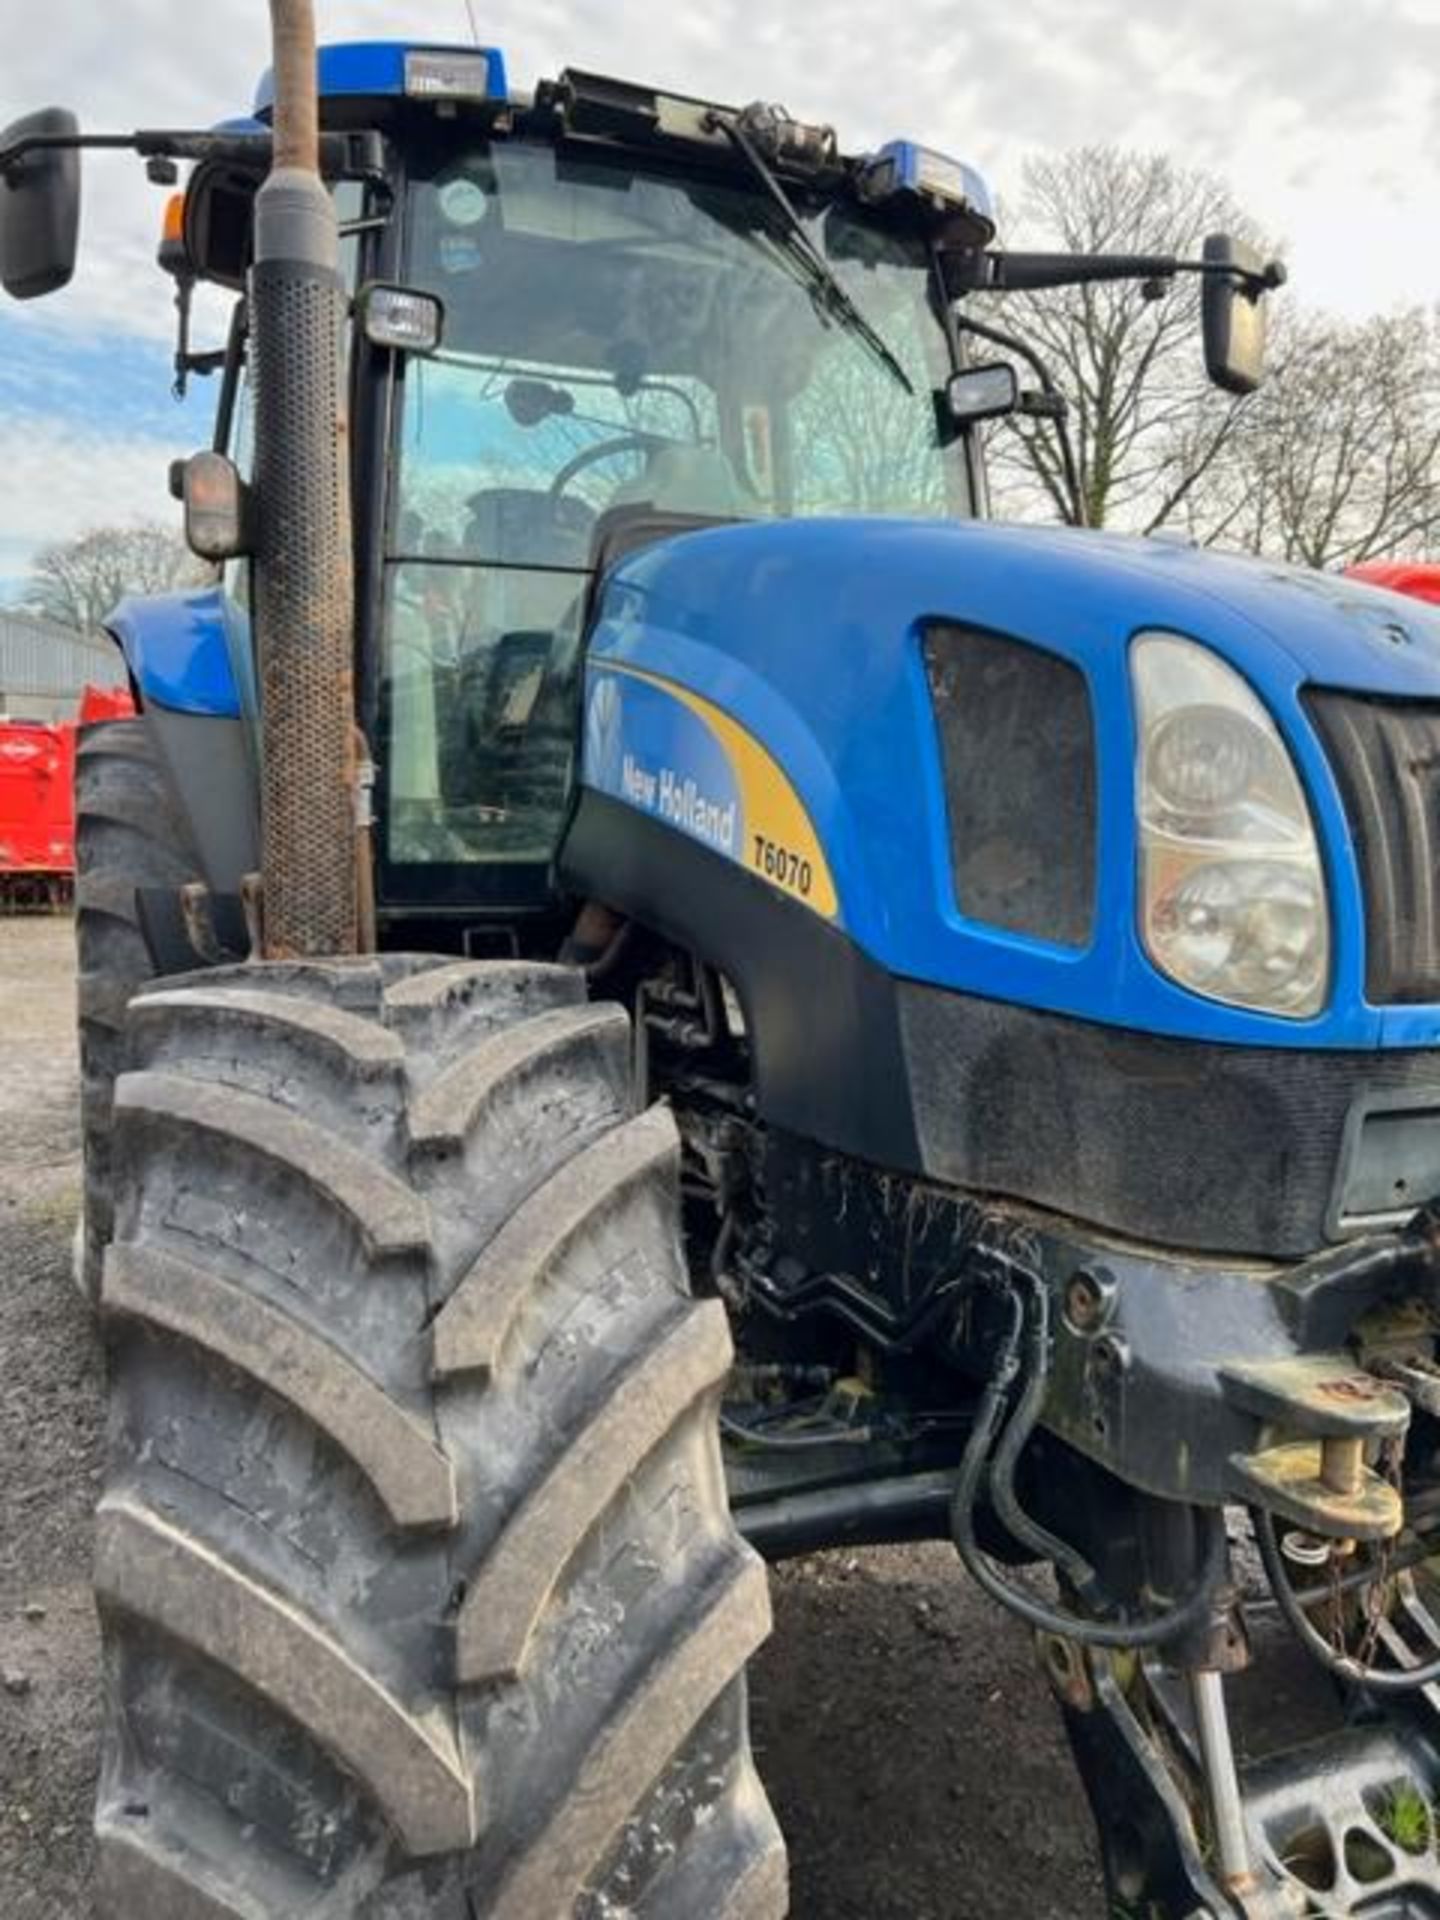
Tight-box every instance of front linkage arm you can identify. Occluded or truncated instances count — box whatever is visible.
[970,1213,1440,1917]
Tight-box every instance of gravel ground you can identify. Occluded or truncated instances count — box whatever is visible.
[0,916,1102,1918]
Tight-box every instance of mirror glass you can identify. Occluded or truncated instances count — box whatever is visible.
[0,107,81,300]
[1202,233,1269,396]
[945,361,1019,424]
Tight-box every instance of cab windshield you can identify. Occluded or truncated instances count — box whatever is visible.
[382,137,965,878]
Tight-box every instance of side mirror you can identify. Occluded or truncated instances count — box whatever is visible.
[943,361,1019,425]
[0,108,81,300]
[1202,233,1273,396]
[182,159,260,290]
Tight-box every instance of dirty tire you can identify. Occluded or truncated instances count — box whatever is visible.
[94,956,785,1919]
[74,717,203,1299]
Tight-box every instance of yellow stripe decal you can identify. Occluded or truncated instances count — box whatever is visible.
[598,662,838,922]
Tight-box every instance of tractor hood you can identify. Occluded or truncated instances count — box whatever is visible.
[601,516,1440,705]
[582,516,1440,1056]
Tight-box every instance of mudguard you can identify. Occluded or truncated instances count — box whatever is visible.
[102,584,258,895]
[105,584,249,719]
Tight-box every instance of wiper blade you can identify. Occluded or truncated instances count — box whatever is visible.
[711,114,914,397]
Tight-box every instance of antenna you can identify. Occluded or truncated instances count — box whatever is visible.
[463,0,481,44]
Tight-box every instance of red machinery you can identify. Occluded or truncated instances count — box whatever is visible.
[74,685,135,726]
[1345,560,1440,606]
[0,719,76,907]
[0,684,133,907]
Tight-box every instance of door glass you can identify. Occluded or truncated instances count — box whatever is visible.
[384,559,581,866]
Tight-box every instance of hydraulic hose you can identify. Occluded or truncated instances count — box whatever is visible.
[1252,1505,1440,1692]
[950,1273,1228,1648]
[984,1268,1103,1605]
[718,1411,874,1452]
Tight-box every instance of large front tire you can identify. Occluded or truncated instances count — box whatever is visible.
[73,718,202,1298]
[93,956,785,1918]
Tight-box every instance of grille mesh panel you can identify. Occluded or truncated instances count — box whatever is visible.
[923,623,1097,948]
[1306,689,1440,1003]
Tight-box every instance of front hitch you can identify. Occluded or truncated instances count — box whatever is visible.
[1221,1355,1408,1542]
[1040,1218,1440,1526]
[956,1214,1440,1915]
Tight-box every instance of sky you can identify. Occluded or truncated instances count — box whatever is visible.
[1,0,1438,598]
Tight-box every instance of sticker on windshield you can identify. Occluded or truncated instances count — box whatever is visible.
[584,661,839,923]
[437,175,489,227]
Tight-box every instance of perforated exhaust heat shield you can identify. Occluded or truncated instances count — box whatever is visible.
[247,0,360,957]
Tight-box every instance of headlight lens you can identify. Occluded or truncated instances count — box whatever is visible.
[1148,704,1265,813]
[1134,635,1328,1017]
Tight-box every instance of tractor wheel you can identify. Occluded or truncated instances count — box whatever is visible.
[93,956,786,1920]
[73,717,204,1300]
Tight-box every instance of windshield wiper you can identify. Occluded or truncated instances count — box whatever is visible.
[708,113,914,397]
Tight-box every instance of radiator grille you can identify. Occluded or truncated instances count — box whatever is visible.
[1306,689,1440,1003]
[923,624,1096,948]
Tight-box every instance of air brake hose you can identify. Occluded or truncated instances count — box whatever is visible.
[950,1287,1229,1648]
[1252,1505,1440,1692]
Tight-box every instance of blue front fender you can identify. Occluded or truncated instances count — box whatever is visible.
[104,584,250,719]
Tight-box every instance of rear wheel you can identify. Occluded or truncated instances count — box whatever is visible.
[73,717,202,1298]
[94,955,785,1918]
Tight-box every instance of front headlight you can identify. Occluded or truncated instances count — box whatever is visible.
[1133,634,1329,1017]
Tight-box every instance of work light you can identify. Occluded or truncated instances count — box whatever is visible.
[403,50,496,101]
[1133,633,1329,1017]
[359,284,444,354]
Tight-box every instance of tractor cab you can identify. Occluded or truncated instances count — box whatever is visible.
[173,46,994,918]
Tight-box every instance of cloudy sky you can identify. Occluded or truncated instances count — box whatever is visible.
[2,0,1437,598]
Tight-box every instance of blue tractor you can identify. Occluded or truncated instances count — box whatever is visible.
[7,10,1440,1914]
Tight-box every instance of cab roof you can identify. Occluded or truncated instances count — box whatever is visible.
[248,39,994,243]
[252,41,509,116]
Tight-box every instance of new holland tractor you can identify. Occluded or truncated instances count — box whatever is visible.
[9,7,1440,1915]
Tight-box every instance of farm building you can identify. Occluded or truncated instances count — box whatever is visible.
[0,609,127,724]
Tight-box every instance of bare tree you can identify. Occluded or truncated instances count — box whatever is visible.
[979,148,1263,531]
[790,341,950,516]
[1180,305,1440,567]
[24,523,209,633]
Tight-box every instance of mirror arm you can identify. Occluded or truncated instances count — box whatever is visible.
[0,129,135,178]
[966,249,1286,298]
[952,309,1064,404]
[951,308,1088,526]
[171,269,196,400]
[1016,389,1067,420]
[1,127,386,183]
[1173,254,1288,296]
[972,249,1180,293]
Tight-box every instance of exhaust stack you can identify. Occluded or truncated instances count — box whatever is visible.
[248,0,360,955]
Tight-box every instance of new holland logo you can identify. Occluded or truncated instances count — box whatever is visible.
[619,754,738,855]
